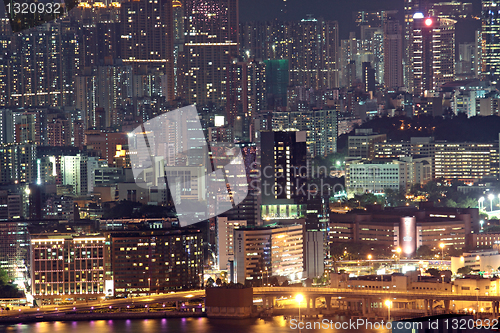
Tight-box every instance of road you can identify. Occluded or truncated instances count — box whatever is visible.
[2,290,205,316]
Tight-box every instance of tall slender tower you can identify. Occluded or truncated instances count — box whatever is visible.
[183,0,239,106]
[411,16,456,96]
[482,0,500,84]
[384,11,403,91]
[404,0,429,89]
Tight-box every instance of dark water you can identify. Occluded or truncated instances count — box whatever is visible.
[1,317,391,332]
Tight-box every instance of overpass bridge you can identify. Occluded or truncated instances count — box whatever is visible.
[252,287,500,317]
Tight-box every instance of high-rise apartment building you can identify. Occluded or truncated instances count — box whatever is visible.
[404,0,428,89]
[411,15,456,96]
[482,0,500,84]
[7,20,79,108]
[240,18,339,90]
[0,143,36,184]
[0,109,15,144]
[272,110,338,158]
[120,0,174,101]
[383,11,403,91]
[183,0,239,105]
[225,58,266,128]
[96,64,133,128]
[260,131,307,205]
[290,17,339,89]
[61,154,98,196]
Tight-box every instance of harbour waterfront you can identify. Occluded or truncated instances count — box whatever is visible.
[1,316,391,333]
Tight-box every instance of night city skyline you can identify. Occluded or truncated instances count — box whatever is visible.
[0,0,500,332]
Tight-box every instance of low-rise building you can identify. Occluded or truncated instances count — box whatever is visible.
[451,249,500,274]
[346,156,431,195]
[329,206,478,257]
[234,224,303,285]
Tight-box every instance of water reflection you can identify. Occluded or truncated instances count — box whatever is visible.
[2,316,391,333]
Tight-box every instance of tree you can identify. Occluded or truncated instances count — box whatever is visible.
[215,278,222,286]
[269,276,280,287]
[426,268,440,277]
[416,245,434,259]
[385,188,407,207]
[281,280,289,287]
[457,266,473,275]
[0,269,9,285]
[206,277,215,288]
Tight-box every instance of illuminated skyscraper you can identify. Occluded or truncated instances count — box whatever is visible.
[272,109,338,158]
[0,143,36,184]
[410,16,456,96]
[383,11,403,91]
[183,0,239,105]
[482,0,500,84]
[404,0,428,89]
[289,17,339,89]
[120,0,174,101]
[241,17,338,91]
[225,58,266,130]
[260,131,307,207]
[173,0,185,98]
[7,20,80,107]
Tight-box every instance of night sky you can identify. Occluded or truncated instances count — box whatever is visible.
[0,0,484,41]
[239,0,483,40]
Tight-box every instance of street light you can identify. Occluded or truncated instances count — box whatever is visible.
[396,247,402,263]
[296,294,304,322]
[148,278,151,295]
[488,194,494,211]
[439,243,445,261]
[385,300,392,322]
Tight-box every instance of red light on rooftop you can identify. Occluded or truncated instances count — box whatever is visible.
[424,18,433,27]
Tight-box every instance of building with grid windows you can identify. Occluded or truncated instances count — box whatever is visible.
[109,229,203,296]
[30,233,107,305]
[410,15,456,96]
[482,0,500,84]
[234,224,303,285]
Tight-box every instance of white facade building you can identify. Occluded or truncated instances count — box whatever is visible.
[234,224,303,285]
[216,216,247,271]
[346,156,432,195]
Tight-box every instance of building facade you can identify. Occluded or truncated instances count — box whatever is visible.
[30,233,107,305]
[109,229,203,296]
[234,224,303,285]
